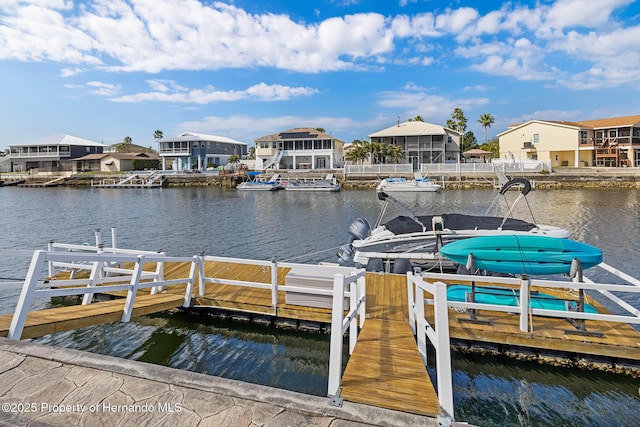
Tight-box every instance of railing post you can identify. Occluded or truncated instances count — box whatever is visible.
[47,240,54,278]
[271,258,278,308]
[81,259,103,305]
[407,272,416,335]
[415,282,427,365]
[519,276,530,332]
[8,250,47,340]
[327,274,345,406]
[434,281,454,423]
[357,270,366,328]
[198,252,206,296]
[150,251,165,295]
[111,226,117,249]
[183,256,198,308]
[348,279,357,354]
[121,256,145,322]
[94,228,101,247]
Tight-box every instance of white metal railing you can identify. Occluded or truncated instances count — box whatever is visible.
[418,264,640,334]
[326,269,367,406]
[198,255,362,308]
[8,250,198,340]
[344,163,413,175]
[406,273,454,423]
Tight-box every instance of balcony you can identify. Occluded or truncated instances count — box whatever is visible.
[522,142,536,151]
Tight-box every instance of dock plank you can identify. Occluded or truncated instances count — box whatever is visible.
[0,293,184,339]
[340,319,439,416]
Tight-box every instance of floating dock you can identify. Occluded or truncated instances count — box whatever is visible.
[2,238,640,422]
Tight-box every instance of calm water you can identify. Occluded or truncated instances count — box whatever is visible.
[1,185,639,426]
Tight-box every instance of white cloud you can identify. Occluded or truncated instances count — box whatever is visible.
[86,81,121,96]
[1,0,639,90]
[107,81,319,104]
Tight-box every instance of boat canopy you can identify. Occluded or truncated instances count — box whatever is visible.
[383,213,536,235]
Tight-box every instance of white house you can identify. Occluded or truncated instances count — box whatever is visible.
[254,128,344,170]
[368,121,461,170]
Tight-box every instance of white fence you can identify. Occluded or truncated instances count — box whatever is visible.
[344,160,548,176]
[406,273,454,422]
[326,269,367,406]
[8,250,198,340]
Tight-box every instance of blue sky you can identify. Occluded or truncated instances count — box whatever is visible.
[1,0,639,151]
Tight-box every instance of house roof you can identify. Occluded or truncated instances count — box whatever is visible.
[254,127,341,143]
[369,121,458,138]
[11,134,107,148]
[109,142,156,153]
[501,115,640,136]
[159,132,247,146]
[75,152,159,161]
[463,148,493,156]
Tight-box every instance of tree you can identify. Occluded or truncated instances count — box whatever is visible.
[383,144,404,164]
[315,127,326,133]
[123,136,132,144]
[479,137,499,158]
[477,113,495,144]
[228,154,240,164]
[153,130,163,140]
[446,108,467,135]
[345,139,370,165]
[247,146,256,160]
[463,132,478,152]
[408,115,424,122]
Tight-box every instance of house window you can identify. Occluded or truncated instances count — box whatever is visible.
[533,133,540,144]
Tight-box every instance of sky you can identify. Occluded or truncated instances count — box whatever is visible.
[1,0,639,151]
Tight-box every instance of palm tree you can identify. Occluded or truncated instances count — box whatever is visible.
[123,136,132,144]
[153,130,163,140]
[384,144,404,163]
[408,115,424,122]
[477,113,495,144]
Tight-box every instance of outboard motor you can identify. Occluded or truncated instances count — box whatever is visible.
[337,244,354,263]
[338,218,372,263]
[347,218,371,243]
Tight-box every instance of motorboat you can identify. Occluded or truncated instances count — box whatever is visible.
[285,174,340,192]
[236,172,283,191]
[376,173,442,192]
[337,178,571,273]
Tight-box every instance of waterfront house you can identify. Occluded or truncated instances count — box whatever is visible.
[254,128,345,170]
[498,115,640,168]
[157,132,248,171]
[7,134,107,175]
[73,152,161,173]
[368,121,462,170]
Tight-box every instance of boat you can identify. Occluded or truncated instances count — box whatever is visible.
[440,235,602,276]
[236,172,283,191]
[337,178,571,273]
[376,173,442,192]
[284,174,340,192]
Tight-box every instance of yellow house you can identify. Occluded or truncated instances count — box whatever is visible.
[498,115,640,168]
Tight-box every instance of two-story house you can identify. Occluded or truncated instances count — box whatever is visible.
[158,132,248,171]
[498,115,640,168]
[8,134,107,174]
[254,128,344,170]
[369,121,462,170]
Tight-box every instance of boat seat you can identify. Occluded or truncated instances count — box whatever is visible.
[366,258,384,272]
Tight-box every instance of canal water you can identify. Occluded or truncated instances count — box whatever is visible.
[1,185,639,426]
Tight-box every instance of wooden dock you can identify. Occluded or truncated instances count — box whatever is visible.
[340,318,439,416]
[3,258,640,417]
[0,293,184,339]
